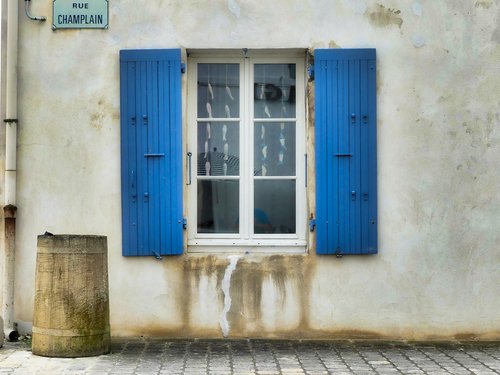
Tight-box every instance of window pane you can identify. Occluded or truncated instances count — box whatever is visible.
[254,180,296,234]
[254,64,296,119]
[198,180,239,233]
[254,121,296,176]
[197,122,239,176]
[198,64,239,118]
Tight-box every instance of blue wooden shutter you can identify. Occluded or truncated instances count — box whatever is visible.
[315,49,377,255]
[120,49,183,256]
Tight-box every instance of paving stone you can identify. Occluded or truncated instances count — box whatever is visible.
[1,340,500,374]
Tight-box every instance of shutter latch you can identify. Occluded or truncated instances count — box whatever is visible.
[182,218,187,230]
[309,215,316,232]
[308,64,314,80]
[336,247,343,258]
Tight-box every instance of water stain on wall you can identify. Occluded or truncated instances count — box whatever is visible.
[490,8,500,43]
[121,253,500,340]
[474,0,492,9]
[158,254,316,338]
[226,255,312,335]
[368,4,403,29]
[328,40,340,48]
[90,113,104,130]
[90,98,108,130]
[493,26,500,44]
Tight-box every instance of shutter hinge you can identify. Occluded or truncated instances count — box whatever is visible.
[308,64,314,80]
[336,247,343,258]
[181,63,186,74]
[182,218,187,229]
[309,216,316,232]
[152,251,163,260]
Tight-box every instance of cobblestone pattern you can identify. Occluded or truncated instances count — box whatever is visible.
[1,340,499,374]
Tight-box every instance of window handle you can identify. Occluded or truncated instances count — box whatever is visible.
[186,152,192,185]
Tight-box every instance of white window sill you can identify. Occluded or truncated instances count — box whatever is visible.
[187,240,307,254]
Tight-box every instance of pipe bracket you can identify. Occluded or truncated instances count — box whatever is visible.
[25,0,46,22]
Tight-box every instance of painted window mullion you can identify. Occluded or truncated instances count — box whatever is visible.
[243,58,252,241]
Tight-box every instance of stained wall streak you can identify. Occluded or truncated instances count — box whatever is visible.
[219,255,240,337]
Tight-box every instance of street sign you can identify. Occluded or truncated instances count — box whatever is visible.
[53,0,109,30]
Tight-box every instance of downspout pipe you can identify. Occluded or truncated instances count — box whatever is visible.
[24,0,46,22]
[3,0,18,341]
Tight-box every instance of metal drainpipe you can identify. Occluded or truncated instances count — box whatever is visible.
[3,0,18,340]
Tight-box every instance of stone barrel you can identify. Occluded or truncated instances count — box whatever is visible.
[32,235,110,357]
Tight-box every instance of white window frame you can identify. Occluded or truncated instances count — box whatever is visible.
[186,51,307,253]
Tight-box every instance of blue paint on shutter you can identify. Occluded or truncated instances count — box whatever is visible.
[315,49,377,255]
[120,49,183,256]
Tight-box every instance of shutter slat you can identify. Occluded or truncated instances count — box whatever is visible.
[315,60,327,253]
[338,59,350,254]
[148,60,160,256]
[349,59,361,254]
[158,60,168,254]
[138,61,149,255]
[315,49,377,255]
[120,61,139,256]
[321,61,340,251]
[368,59,378,253]
[360,59,370,254]
[170,58,183,254]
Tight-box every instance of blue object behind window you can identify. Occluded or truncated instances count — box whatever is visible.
[120,49,183,256]
[315,49,377,255]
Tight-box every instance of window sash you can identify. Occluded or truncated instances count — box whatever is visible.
[187,55,306,251]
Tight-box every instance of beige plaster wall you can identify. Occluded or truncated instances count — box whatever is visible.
[9,0,500,339]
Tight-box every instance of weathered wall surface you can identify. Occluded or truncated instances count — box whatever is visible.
[10,0,500,339]
[0,0,8,342]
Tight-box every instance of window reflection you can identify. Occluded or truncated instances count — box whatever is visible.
[197,122,239,176]
[198,180,239,233]
[254,122,296,176]
[254,180,296,234]
[198,64,239,118]
[254,64,296,119]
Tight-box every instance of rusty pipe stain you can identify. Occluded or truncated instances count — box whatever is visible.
[3,205,17,340]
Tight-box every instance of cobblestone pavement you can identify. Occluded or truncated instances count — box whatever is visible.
[1,339,499,374]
